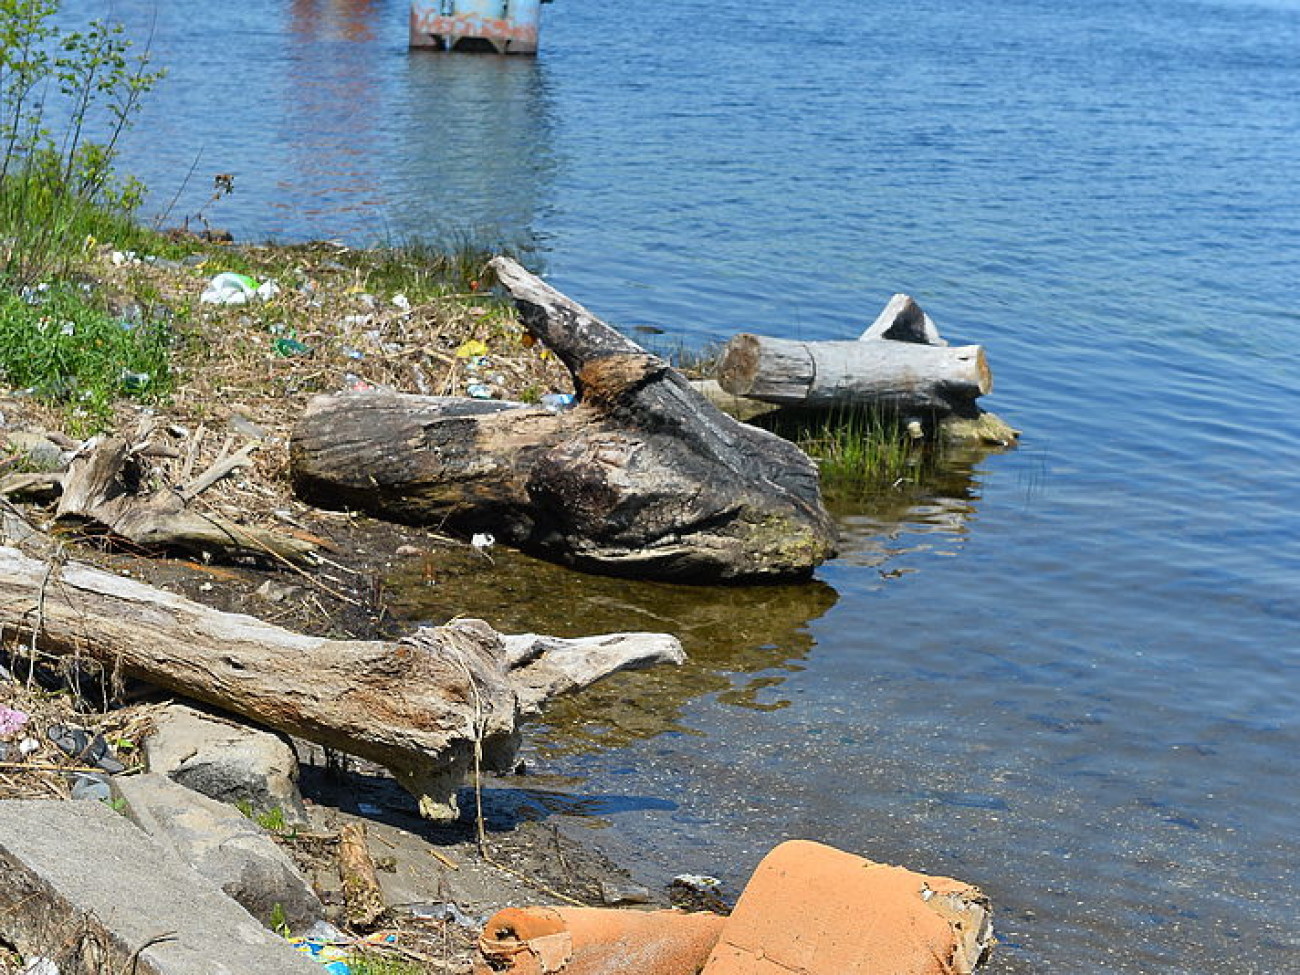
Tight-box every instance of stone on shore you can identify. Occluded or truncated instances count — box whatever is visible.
[143,704,311,827]
[113,773,324,933]
[0,799,324,975]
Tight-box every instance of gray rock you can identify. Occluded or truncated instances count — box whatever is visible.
[0,798,323,975]
[113,774,323,933]
[4,431,67,472]
[144,705,310,826]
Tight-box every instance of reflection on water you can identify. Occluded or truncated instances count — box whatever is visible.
[397,54,556,245]
[384,454,996,754]
[279,0,385,232]
[828,459,986,570]
[386,543,838,751]
[290,0,379,42]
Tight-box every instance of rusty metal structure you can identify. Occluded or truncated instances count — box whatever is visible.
[409,0,547,55]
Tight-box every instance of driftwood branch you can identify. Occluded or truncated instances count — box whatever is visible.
[56,437,316,564]
[0,544,684,819]
[291,258,837,582]
[338,823,386,929]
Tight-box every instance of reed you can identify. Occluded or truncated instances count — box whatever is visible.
[765,407,934,495]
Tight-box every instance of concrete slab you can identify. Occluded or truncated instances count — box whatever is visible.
[113,773,323,933]
[0,799,324,975]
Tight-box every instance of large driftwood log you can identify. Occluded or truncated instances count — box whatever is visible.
[717,294,992,416]
[290,257,836,583]
[0,544,683,819]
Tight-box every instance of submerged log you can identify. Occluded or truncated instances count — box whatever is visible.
[291,257,837,583]
[0,543,684,819]
[717,294,992,417]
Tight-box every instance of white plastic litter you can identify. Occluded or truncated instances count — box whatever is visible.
[200,272,258,306]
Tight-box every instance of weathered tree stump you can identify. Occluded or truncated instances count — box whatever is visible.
[290,258,837,583]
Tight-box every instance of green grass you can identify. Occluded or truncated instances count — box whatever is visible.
[0,283,172,431]
[345,953,427,975]
[762,408,934,495]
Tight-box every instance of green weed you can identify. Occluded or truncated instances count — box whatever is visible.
[761,407,934,496]
[0,284,171,430]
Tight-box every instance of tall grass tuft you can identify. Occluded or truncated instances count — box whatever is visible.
[0,1,169,430]
[762,407,934,496]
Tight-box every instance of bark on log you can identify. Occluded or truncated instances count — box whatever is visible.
[290,258,837,583]
[716,294,992,416]
[0,544,684,819]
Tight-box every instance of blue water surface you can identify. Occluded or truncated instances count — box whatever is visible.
[87,0,1300,970]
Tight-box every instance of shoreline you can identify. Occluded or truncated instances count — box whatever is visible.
[0,234,680,973]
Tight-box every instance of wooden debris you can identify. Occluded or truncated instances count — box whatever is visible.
[338,822,386,929]
[717,294,991,417]
[291,258,837,583]
[55,437,316,564]
[0,543,684,819]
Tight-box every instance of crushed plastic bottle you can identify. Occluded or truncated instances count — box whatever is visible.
[466,383,494,399]
[120,371,151,393]
[273,337,312,357]
[540,392,576,412]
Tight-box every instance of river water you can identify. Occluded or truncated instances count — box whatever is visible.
[94,0,1300,970]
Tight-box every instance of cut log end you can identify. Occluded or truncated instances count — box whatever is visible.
[716,333,762,397]
[974,347,993,396]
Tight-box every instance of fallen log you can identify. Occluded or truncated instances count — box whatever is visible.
[0,543,684,819]
[290,257,837,583]
[717,294,992,417]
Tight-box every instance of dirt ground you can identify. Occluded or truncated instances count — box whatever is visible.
[0,241,679,973]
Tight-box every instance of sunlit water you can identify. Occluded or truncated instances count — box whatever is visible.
[84,0,1300,969]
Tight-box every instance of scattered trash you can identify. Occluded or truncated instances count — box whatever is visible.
[256,280,281,301]
[456,339,489,359]
[120,371,151,393]
[68,771,112,802]
[288,935,351,975]
[540,392,576,413]
[403,901,481,928]
[289,928,395,975]
[19,956,59,975]
[47,725,125,774]
[341,347,365,360]
[470,533,495,553]
[392,294,411,312]
[356,802,383,816]
[200,272,259,305]
[228,414,269,440]
[343,374,375,392]
[394,545,423,558]
[476,843,994,975]
[466,383,494,400]
[18,737,39,757]
[273,337,313,357]
[599,880,652,906]
[0,705,30,737]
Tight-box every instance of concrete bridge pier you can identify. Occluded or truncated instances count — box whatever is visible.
[409,0,546,55]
